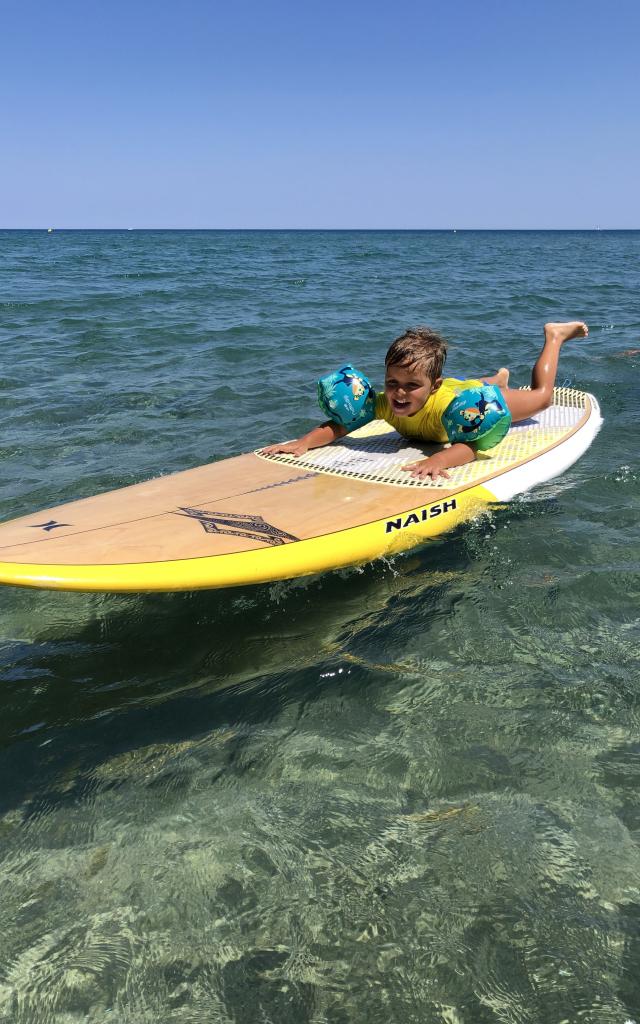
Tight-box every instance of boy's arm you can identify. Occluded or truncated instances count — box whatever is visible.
[261,421,348,457]
[401,442,476,482]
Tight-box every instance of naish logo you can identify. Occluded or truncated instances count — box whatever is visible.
[385,499,457,534]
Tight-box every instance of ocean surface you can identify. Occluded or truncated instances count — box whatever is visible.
[1,229,639,1024]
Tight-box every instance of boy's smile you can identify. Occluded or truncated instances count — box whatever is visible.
[384,362,439,417]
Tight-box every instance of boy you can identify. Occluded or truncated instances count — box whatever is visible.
[262,321,588,481]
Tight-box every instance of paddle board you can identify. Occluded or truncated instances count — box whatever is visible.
[0,388,601,592]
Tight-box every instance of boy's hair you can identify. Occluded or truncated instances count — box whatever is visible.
[385,326,447,382]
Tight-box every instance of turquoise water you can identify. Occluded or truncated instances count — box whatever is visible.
[1,230,639,1023]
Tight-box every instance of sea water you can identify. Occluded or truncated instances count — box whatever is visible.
[0,230,639,1023]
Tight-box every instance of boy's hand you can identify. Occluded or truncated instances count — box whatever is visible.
[261,440,310,457]
[401,443,475,481]
[401,455,451,481]
[260,422,347,458]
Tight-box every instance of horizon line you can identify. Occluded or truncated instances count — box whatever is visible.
[2,226,638,232]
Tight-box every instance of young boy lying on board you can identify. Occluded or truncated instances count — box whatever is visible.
[262,321,588,482]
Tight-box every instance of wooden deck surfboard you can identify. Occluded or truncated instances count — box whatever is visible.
[0,388,601,592]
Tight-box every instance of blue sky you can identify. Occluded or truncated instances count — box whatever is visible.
[2,0,638,228]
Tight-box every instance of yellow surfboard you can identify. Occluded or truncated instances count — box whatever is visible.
[0,388,601,592]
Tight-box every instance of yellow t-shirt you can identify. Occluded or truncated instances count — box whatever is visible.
[375,377,484,443]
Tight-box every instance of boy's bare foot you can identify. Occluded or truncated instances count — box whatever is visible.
[483,367,510,388]
[544,321,589,345]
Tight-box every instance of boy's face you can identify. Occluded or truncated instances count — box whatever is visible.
[384,362,439,417]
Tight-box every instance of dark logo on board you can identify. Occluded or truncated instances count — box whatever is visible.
[176,507,298,547]
[385,499,457,534]
[29,520,71,532]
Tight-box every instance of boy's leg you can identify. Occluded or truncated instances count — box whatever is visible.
[501,321,588,423]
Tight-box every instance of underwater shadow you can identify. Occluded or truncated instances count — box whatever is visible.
[0,491,566,815]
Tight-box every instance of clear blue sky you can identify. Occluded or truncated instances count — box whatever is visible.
[2,0,638,228]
